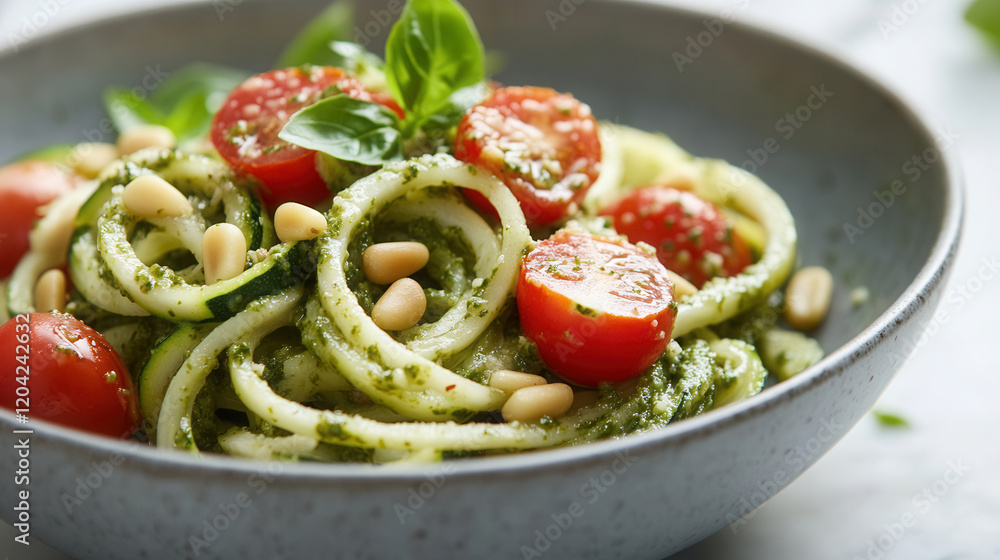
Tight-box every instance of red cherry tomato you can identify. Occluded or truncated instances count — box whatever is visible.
[600,186,753,287]
[210,66,403,209]
[0,313,140,439]
[517,229,677,386]
[0,161,79,278]
[454,86,601,228]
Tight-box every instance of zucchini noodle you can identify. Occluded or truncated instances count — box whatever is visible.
[9,120,812,463]
[376,192,503,358]
[309,154,529,422]
[589,125,797,336]
[156,288,304,450]
[7,181,98,314]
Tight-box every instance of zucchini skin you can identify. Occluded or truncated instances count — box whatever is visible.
[99,203,316,322]
[139,322,214,441]
[202,240,317,321]
[70,148,309,323]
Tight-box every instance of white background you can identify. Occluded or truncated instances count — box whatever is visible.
[1,0,998,558]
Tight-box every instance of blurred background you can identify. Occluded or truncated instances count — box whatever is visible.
[1,0,998,558]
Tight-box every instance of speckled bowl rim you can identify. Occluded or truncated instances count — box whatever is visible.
[0,0,964,482]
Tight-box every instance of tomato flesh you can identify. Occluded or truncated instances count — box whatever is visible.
[210,66,403,209]
[454,86,601,228]
[517,229,676,386]
[601,186,753,287]
[0,161,79,278]
[0,313,140,439]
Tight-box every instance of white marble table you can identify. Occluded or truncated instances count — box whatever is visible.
[2,1,998,558]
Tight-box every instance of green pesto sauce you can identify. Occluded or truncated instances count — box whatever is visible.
[316,418,366,446]
[344,219,380,313]
[254,326,308,389]
[572,338,727,440]
[189,368,229,452]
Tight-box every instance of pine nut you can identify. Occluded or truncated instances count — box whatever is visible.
[784,266,834,331]
[123,175,192,218]
[371,278,426,331]
[274,202,328,243]
[501,383,574,423]
[488,370,547,394]
[202,223,247,285]
[666,269,697,298]
[362,242,430,285]
[35,268,67,312]
[72,142,119,178]
[117,125,176,155]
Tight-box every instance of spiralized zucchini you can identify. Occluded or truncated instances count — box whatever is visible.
[590,125,798,337]
[7,181,98,314]
[11,121,815,464]
[309,155,529,422]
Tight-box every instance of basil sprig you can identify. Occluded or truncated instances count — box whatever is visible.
[385,0,485,135]
[279,95,403,165]
[279,0,486,166]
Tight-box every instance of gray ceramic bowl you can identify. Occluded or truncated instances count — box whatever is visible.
[0,1,962,558]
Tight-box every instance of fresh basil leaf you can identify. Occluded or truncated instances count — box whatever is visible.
[872,410,910,428]
[103,87,165,132]
[421,81,491,135]
[277,1,355,67]
[966,0,1000,44]
[279,95,403,165]
[13,144,75,164]
[385,0,485,131]
[103,63,247,144]
[158,64,247,142]
[149,63,247,113]
[163,91,214,143]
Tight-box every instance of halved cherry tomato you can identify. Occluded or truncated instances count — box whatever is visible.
[0,313,140,439]
[600,186,752,287]
[0,161,79,278]
[210,66,403,209]
[454,86,601,229]
[517,229,676,386]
